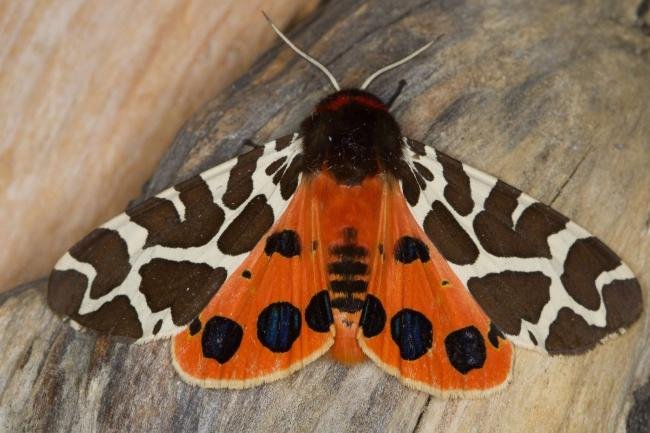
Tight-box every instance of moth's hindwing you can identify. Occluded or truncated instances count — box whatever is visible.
[357,183,513,397]
[48,134,305,342]
[399,137,642,354]
[172,179,335,387]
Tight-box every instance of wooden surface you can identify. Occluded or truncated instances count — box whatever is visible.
[1,0,649,432]
[0,0,316,293]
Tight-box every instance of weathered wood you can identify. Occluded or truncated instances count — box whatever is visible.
[0,0,316,293]
[1,0,649,432]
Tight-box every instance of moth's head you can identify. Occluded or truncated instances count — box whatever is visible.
[263,13,439,184]
[304,88,395,136]
[300,88,402,184]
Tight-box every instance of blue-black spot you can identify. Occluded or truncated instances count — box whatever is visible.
[242,269,252,279]
[257,302,301,352]
[390,309,433,360]
[444,326,486,374]
[394,236,430,264]
[265,230,301,258]
[305,291,333,332]
[359,295,386,338]
[201,316,243,364]
[189,318,202,335]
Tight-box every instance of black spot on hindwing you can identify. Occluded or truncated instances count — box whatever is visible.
[360,295,386,338]
[305,291,334,332]
[444,326,486,374]
[265,230,301,257]
[394,236,430,264]
[202,316,243,363]
[257,302,301,352]
[390,309,433,360]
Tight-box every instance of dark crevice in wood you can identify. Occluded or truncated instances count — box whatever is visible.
[637,0,650,19]
[550,147,591,206]
[411,395,431,432]
[636,0,650,35]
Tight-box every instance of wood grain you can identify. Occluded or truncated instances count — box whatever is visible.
[0,0,316,293]
[1,0,649,432]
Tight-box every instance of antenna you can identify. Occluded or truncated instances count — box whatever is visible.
[263,12,341,91]
[360,35,443,90]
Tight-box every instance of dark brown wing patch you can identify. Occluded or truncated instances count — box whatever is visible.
[217,194,275,255]
[48,269,143,339]
[561,237,621,310]
[436,150,474,216]
[127,176,225,249]
[467,271,551,336]
[400,139,642,354]
[139,259,227,325]
[222,146,264,209]
[474,181,568,258]
[279,154,303,200]
[48,135,304,341]
[67,228,131,299]
[423,201,479,265]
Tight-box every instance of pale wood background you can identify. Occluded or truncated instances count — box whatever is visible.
[0,0,316,293]
[1,0,649,432]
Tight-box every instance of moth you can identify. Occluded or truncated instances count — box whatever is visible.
[47,18,642,397]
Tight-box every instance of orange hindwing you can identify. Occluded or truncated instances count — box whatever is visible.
[357,181,513,396]
[172,180,334,387]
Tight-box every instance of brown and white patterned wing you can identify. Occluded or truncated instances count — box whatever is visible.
[48,134,304,342]
[399,138,642,354]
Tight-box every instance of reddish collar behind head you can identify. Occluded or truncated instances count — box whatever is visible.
[316,90,388,113]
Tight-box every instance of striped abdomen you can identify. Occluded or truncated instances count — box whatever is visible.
[328,227,369,314]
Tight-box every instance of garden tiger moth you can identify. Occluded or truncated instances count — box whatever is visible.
[47,15,642,398]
